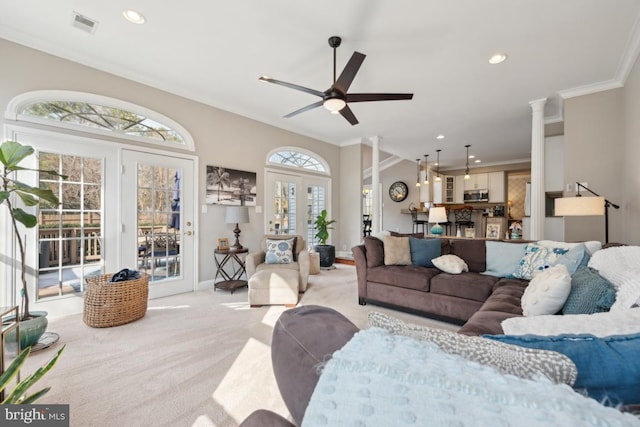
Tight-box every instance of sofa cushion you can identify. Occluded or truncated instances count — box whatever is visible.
[364,236,384,268]
[485,332,640,406]
[562,267,616,315]
[449,238,486,272]
[483,241,528,278]
[369,312,577,385]
[409,237,441,268]
[513,243,569,280]
[271,305,359,426]
[430,272,497,302]
[383,235,411,265]
[431,254,468,274]
[521,264,572,316]
[367,264,438,292]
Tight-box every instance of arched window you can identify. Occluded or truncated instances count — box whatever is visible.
[5,90,194,151]
[267,148,329,174]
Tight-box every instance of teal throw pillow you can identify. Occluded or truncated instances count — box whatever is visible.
[512,243,568,280]
[483,241,528,277]
[562,267,616,315]
[554,243,587,275]
[265,238,295,264]
[484,333,640,406]
[409,237,441,268]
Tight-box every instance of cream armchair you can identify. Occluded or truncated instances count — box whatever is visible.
[246,234,310,292]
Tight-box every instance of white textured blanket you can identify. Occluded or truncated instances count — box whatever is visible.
[589,246,640,310]
[302,328,640,427]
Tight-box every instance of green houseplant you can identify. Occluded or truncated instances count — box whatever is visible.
[1,140,64,348]
[0,345,65,403]
[313,209,336,268]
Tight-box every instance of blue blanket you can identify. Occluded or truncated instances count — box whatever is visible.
[302,327,640,427]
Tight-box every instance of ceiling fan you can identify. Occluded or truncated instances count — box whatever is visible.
[259,36,413,125]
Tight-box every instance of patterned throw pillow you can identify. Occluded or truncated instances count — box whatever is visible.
[368,312,577,386]
[512,243,569,280]
[265,238,295,264]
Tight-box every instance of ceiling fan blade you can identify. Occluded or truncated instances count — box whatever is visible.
[346,93,414,103]
[283,100,324,118]
[259,76,324,98]
[339,105,359,126]
[334,52,366,94]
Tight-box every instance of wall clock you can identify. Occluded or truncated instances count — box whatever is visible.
[388,181,409,202]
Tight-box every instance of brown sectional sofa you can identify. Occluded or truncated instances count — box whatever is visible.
[352,235,531,335]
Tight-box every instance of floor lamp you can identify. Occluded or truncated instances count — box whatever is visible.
[554,182,619,243]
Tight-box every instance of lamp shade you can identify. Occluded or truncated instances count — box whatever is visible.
[428,206,447,223]
[555,197,605,216]
[225,206,249,224]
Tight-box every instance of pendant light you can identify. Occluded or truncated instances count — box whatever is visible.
[435,149,441,182]
[464,144,471,180]
[415,158,421,187]
[423,154,429,185]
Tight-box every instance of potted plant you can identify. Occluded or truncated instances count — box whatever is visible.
[0,345,65,403]
[1,140,64,348]
[313,209,336,268]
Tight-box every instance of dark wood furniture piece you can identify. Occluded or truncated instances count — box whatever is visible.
[362,215,372,238]
[410,208,428,234]
[214,248,249,293]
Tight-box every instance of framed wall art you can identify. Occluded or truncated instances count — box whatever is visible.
[206,165,257,206]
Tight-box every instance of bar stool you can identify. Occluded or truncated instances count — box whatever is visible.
[410,208,428,234]
[454,206,475,235]
[363,215,372,238]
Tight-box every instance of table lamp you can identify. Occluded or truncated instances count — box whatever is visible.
[225,206,250,250]
[428,206,447,235]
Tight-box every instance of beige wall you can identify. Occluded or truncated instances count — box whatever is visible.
[0,38,341,285]
[564,88,626,243]
[623,55,640,245]
[338,144,362,253]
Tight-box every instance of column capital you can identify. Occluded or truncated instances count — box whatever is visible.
[529,98,547,112]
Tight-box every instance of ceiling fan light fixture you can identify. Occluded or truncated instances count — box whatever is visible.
[323,97,346,112]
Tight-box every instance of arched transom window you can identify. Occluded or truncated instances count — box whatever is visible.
[268,149,329,174]
[6,90,194,150]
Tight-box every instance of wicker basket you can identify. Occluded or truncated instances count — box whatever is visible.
[83,273,149,328]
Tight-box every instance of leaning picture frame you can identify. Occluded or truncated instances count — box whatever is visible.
[486,223,502,239]
[217,238,230,251]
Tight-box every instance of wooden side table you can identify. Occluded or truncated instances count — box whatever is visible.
[214,248,249,293]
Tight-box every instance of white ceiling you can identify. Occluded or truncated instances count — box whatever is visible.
[1,1,640,169]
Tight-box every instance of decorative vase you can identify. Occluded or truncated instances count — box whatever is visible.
[314,245,336,268]
[3,311,48,349]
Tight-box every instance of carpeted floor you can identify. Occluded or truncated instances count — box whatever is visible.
[21,265,458,427]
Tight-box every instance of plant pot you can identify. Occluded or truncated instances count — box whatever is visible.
[3,311,48,349]
[314,245,335,268]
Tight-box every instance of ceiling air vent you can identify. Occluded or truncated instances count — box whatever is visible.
[71,12,99,34]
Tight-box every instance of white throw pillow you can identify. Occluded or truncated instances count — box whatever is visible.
[521,264,571,316]
[588,246,640,311]
[502,307,640,337]
[432,254,468,274]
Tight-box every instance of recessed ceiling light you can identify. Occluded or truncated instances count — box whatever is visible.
[468,155,475,159]
[474,159,482,163]
[436,134,445,140]
[123,9,145,24]
[489,53,507,65]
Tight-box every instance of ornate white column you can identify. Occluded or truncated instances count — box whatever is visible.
[529,98,546,240]
[370,136,381,233]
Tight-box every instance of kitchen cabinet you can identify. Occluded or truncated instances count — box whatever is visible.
[432,177,443,203]
[454,175,465,203]
[488,171,505,203]
[463,173,488,190]
[444,176,455,203]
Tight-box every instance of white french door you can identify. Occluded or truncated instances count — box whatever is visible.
[121,150,196,299]
[265,170,330,247]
